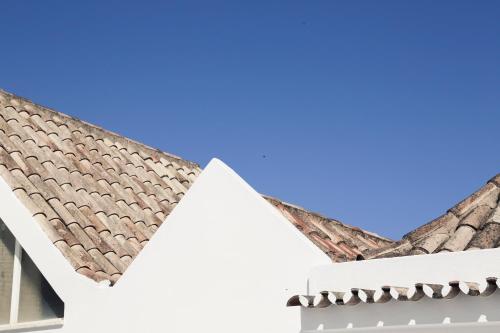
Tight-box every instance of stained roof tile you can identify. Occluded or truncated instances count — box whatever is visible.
[0,90,203,283]
[264,196,393,261]
[366,177,500,260]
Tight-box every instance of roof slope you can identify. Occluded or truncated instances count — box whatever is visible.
[266,196,393,261]
[365,175,500,260]
[0,89,390,283]
[0,90,202,283]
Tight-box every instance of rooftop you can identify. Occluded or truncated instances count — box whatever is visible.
[2,89,499,285]
[365,175,500,260]
[0,89,388,283]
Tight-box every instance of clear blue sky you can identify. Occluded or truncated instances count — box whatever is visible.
[1,1,499,240]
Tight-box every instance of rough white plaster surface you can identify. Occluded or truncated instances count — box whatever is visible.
[0,158,330,332]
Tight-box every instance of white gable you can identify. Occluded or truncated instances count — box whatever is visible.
[0,158,329,333]
[110,158,330,332]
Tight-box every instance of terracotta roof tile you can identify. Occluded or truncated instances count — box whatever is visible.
[366,177,500,260]
[0,90,202,283]
[468,221,500,250]
[489,173,500,187]
[264,196,394,261]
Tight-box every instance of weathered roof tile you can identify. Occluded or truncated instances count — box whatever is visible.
[367,178,500,260]
[489,174,500,187]
[0,89,203,283]
[467,222,500,250]
[458,204,492,230]
[440,225,476,252]
[449,182,499,217]
[264,196,393,261]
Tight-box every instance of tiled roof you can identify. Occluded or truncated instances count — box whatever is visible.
[0,89,389,283]
[5,89,498,286]
[265,196,393,261]
[364,176,500,260]
[0,90,202,283]
[287,276,499,308]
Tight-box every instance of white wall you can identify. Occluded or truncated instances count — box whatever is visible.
[0,158,330,333]
[308,248,500,293]
[300,248,500,332]
[301,294,500,332]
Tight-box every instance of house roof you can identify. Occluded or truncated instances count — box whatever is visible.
[0,89,388,284]
[0,90,202,283]
[4,88,498,286]
[287,276,499,308]
[265,196,393,261]
[364,176,500,260]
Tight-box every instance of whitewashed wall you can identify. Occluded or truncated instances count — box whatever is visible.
[0,158,330,333]
[300,249,500,332]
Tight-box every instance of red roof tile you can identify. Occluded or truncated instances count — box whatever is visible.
[265,196,393,262]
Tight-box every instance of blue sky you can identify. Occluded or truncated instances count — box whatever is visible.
[1,1,499,239]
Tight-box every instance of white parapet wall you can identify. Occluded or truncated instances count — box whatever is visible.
[300,249,500,332]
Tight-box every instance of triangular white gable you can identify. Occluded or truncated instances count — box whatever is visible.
[107,158,330,332]
[1,158,330,333]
